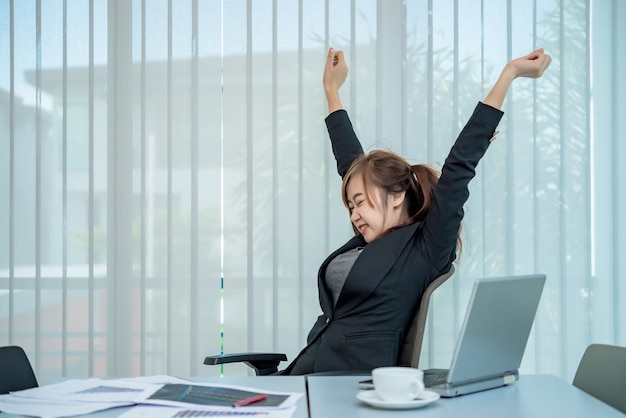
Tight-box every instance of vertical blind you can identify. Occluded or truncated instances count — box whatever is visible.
[1,0,624,384]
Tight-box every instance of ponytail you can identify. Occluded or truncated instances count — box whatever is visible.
[409,164,463,254]
[407,164,439,222]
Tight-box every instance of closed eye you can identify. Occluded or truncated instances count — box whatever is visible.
[348,192,365,211]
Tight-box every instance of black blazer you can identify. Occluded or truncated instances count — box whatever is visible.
[283,102,504,374]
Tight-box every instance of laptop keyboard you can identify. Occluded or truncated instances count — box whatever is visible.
[424,370,448,387]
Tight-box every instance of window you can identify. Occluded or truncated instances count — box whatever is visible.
[1,0,624,383]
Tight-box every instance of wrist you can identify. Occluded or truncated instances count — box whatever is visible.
[324,83,339,95]
[326,95,343,114]
[325,89,340,102]
[501,63,518,82]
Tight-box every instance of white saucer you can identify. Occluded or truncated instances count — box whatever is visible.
[356,390,440,410]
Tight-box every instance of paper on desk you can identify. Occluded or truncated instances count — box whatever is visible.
[1,376,193,418]
[119,405,298,418]
[1,376,302,418]
[0,393,132,418]
[135,382,303,412]
[10,375,192,403]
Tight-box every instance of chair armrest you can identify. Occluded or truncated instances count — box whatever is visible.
[204,353,288,376]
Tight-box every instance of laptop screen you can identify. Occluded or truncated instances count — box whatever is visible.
[447,274,546,384]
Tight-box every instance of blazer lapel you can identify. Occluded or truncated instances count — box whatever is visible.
[334,222,420,317]
[317,235,365,315]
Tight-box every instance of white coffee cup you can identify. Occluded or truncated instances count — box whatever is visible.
[372,367,425,402]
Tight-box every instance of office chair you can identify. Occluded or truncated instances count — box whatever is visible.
[397,265,454,368]
[0,345,39,394]
[572,343,626,414]
[204,266,455,375]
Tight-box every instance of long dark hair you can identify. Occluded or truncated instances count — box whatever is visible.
[341,150,462,250]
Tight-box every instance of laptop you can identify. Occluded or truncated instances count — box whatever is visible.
[423,273,546,397]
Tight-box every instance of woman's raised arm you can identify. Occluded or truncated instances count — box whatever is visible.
[483,48,552,110]
[323,48,349,114]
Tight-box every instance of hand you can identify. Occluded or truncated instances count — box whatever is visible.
[323,48,348,94]
[323,48,348,113]
[505,48,552,80]
[483,48,552,110]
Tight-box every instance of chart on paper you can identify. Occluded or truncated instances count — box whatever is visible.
[148,384,289,407]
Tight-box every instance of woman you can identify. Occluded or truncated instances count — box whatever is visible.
[282,47,551,375]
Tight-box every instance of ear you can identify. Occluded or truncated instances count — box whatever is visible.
[389,191,406,208]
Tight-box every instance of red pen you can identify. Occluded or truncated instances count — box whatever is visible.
[233,394,267,407]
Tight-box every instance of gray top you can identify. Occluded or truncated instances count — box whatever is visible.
[325,248,361,305]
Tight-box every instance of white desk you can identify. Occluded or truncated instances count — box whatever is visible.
[3,374,622,418]
[306,375,624,417]
[0,376,309,418]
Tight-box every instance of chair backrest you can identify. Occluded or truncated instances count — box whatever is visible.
[398,266,455,369]
[0,345,39,394]
[572,343,626,413]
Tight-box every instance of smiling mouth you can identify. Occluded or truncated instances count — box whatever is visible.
[357,224,368,233]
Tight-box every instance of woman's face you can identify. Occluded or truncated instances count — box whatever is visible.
[345,174,405,243]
